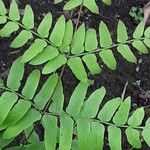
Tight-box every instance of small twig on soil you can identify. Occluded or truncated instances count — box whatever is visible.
[121,81,128,100]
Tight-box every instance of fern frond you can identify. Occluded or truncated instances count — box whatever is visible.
[0,59,150,149]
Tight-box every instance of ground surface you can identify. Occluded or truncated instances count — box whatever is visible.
[0,0,150,149]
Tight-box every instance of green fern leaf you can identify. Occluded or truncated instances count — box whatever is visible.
[0,21,19,37]
[143,38,150,48]
[0,92,18,125]
[66,82,88,116]
[59,20,73,53]
[49,79,64,113]
[83,0,99,14]
[133,21,144,39]
[113,97,131,125]
[98,97,121,121]
[99,50,117,70]
[128,107,144,127]
[22,70,41,99]
[0,16,7,24]
[0,0,6,15]
[77,119,90,150]
[64,0,82,10]
[90,122,105,150]
[22,5,34,29]
[7,57,24,91]
[43,115,57,150]
[10,30,33,48]
[37,13,52,37]
[144,27,150,38]
[125,127,141,148]
[85,28,98,51]
[108,125,122,150]
[9,0,20,21]
[30,46,59,65]
[42,54,67,74]
[82,86,106,118]
[117,20,128,43]
[132,40,148,54]
[102,0,112,5]
[0,100,31,130]
[71,24,85,54]
[82,54,101,75]
[34,74,58,109]
[22,39,47,63]
[59,115,73,150]
[68,57,88,83]
[142,127,150,147]
[117,44,137,63]
[99,21,112,47]
[3,109,41,139]
[49,15,65,46]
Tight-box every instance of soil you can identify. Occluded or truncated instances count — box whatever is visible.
[0,0,150,149]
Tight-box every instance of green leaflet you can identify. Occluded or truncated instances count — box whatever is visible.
[82,54,101,75]
[117,44,137,63]
[71,24,85,54]
[22,5,34,29]
[102,0,112,5]
[0,92,18,125]
[43,115,57,150]
[30,46,59,65]
[113,96,131,125]
[0,0,7,15]
[7,57,24,91]
[82,87,106,118]
[90,122,105,150]
[68,57,88,83]
[0,77,3,87]
[117,20,128,43]
[64,0,82,10]
[37,13,52,37]
[125,127,141,148]
[133,21,144,39]
[99,21,112,47]
[9,0,20,21]
[22,70,41,99]
[54,0,63,4]
[3,109,41,139]
[144,27,150,38]
[77,119,90,150]
[0,100,31,130]
[85,28,98,51]
[145,118,150,128]
[128,107,145,127]
[132,40,148,54]
[22,39,47,63]
[66,82,88,116]
[49,15,65,46]
[26,142,45,150]
[42,54,67,74]
[10,30,33,48]
[99,50,117,70]
[108,125,122,150]
[98,97,121,122]
[49,79,64,113]
[34,74,58,109]
[59,115,73,150]
[142,127,150,147]
[143,38,150,48]
[0,16,7,24]
[60,20,73,52]
[83,0,99,14]
[25,126,39,144]
[0,21,19,37]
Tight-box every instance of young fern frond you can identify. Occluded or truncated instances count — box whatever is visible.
[0,0,150,83]
[0,58,150,150]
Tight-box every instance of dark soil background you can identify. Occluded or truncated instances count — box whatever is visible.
[0,0,150,149]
